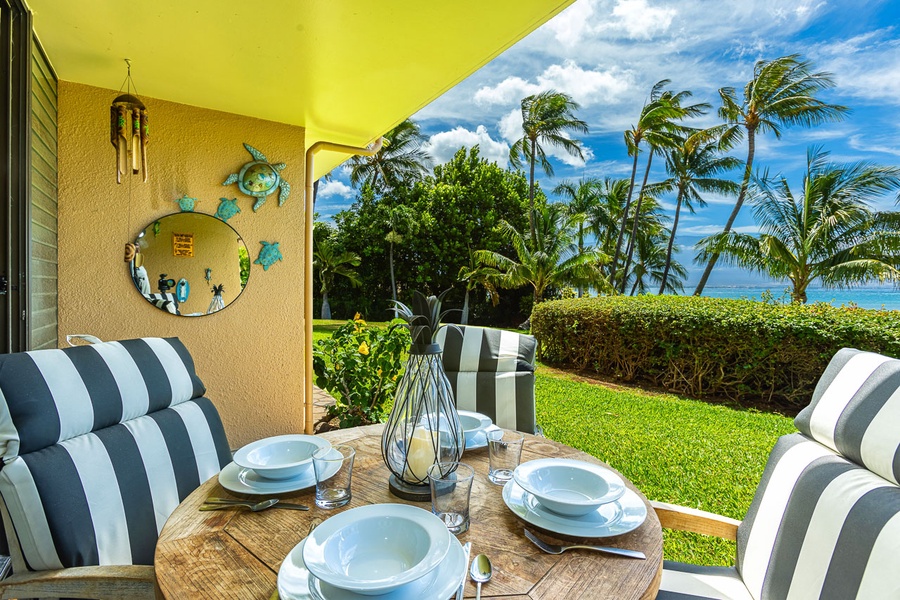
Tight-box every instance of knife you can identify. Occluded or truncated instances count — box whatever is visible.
[204,497,310,510]
[456,542,471,600]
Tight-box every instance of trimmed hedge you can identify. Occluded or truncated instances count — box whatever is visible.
[532,295,900,408]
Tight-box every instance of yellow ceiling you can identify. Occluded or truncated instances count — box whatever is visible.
[26,0,575,178]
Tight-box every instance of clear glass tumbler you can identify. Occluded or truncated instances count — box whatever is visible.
[427,462,475,534]
[312,444,355,509]
[487,429,524,485]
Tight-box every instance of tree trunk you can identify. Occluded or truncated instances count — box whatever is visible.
[577,224,584,298]
[610,150,641,286]
[389,240,398,317]
[529,137,537,242]
[461,288,470,325]
[321,290,331,320]
[694,128,756,295]
[659,189,685,294]
[621,151,654,293]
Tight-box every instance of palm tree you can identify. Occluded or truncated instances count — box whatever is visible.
[695,147,900,303]
[348,119,432,192]
[458,250,501,325]
[630,227,687,295]
[509,90,588,240]
[553,178,603,297]
[588,178,631,262]
[474,204,611,310]
[652,131,741,294]
[313,238,362,319]
[693,54,850,295]
[619,87,709,292]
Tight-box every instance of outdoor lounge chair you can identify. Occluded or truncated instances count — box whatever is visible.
[0,337,231,599]
[437,325,538,434]
[654,347,900,599]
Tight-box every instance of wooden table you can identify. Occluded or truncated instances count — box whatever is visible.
[155,424,663,599]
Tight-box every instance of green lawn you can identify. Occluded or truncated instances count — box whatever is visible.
[313,319,796,565]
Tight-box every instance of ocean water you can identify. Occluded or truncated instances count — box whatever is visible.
[700,286,900,311]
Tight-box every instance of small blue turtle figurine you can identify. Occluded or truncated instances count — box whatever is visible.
[254,241,283,271]
[176,194,196,212]
[214,197,241,222]
[223,143,290,211]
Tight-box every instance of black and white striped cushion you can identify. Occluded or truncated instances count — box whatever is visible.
[0,337,230,570]
[735,433,900,599]
[436,326,537,433]
[794,348,900,484]
[658,562,752,600]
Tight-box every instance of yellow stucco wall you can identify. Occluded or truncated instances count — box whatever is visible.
[58,81,306,448]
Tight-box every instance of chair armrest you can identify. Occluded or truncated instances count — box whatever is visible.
[0,565,161,600]
[652,501,741,541]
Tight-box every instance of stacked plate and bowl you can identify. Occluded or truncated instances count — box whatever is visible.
[457,410,497,450]
[278,504,467,600]
[503,458,648,538]
[219,434,332,495]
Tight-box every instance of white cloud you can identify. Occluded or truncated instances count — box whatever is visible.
[680,224,761,236]
[847,134,900,157]
[606,0,676,40]
[423,126,510,167]
[543,0,597,47]
[816,30,900,105]
[475,61,632,108]
[316,179,354,199]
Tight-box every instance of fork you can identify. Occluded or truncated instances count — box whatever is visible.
[524,529,646,559]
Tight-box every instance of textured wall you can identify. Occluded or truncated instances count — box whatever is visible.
[58,81,306,448]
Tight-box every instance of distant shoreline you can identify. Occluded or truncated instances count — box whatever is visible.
[698,286,900,311]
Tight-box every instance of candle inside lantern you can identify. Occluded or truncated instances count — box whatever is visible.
[404,426,437,482]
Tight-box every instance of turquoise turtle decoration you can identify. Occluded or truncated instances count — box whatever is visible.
[223,143,291,211]
[176,194,196,212]
[254,241,283,271]
[214,197,241,222]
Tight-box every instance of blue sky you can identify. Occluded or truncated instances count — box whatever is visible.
[316,0,900,288]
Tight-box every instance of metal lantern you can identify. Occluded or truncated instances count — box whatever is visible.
[381,290,464,501]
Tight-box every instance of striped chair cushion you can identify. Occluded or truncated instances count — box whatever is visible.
[436,326,537,433]
[0,337,205,459]
[658,562,752,600]
[735,433,900,600]
[0,338,231,571]
[794,348,900,484]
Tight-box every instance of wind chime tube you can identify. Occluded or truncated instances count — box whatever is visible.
[116,105,128,183]
[140,110,150,182]
[131,107,141,175]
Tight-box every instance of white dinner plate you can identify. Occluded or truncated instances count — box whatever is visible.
[278,535,466,600]
[502,480,648,538]
[218,459,338,495]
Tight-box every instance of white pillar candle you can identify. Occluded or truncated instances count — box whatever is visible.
[405,427,436,482]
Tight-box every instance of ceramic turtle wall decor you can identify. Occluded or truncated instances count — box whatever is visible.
[223,143,291,211]
[254,241,283,271]
[176,194,196,212]
[214,197,241,222]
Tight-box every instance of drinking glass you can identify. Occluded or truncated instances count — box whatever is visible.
[312,444,355,509]
[487,429,524,485]
[427,462,475,534]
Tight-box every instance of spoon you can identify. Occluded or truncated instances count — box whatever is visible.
[470,553,492,600]
[199,498,278,512]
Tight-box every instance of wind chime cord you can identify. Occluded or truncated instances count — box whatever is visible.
[118,58,140,96]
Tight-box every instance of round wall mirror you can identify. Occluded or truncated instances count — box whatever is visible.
[129,212,249,316]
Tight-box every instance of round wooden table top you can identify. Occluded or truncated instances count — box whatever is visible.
[155,424,663,599]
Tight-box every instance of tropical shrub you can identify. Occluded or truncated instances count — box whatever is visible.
[313,315,409,427]
[532,295,900,409]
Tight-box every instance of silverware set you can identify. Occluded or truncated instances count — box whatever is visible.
[524,528,646,559]
[200,497,309,512]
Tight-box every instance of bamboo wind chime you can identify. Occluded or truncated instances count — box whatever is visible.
[110,59,149,183]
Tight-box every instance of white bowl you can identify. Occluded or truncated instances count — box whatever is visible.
[302,504,451,595]
[458,410,492,434]
[513,458,626,517]
[233,435,331,481]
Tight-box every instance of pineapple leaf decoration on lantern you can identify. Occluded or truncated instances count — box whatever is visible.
[110,59,149,183]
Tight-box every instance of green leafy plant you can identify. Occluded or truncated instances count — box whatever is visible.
[313,314,409,427]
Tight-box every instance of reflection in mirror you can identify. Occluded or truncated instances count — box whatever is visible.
[130,212,249,316]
